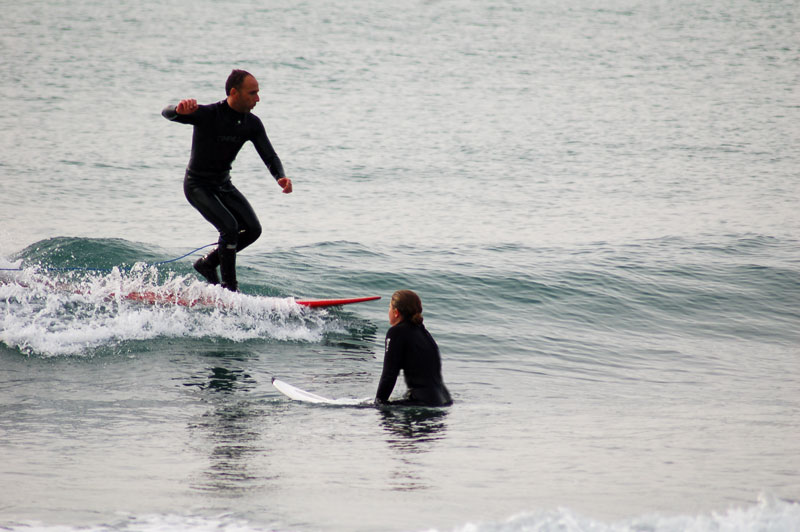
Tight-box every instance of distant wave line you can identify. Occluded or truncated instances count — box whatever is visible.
[0,242,217,273]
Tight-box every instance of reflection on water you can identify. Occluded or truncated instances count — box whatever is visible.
[205,366,256,392]
[321,318,379,360]
[379,408,449,452]
[184,356,272,496]
[378,407,449,492]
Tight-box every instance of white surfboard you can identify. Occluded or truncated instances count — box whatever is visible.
[272,378,372,406]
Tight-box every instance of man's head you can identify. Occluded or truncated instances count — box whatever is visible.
[226,69,260,113]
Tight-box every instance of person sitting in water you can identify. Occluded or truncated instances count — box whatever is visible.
[376,290,453,406]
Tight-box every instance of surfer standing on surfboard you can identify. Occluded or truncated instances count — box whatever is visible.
[376,290,453,406]
[162,69,292,291]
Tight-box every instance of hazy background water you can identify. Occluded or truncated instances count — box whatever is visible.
[1,0,799,531]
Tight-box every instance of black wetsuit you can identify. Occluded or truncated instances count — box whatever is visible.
[161,100,285,252]
[376,321,453,406]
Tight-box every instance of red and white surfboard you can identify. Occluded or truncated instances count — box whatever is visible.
[122,291,380,308]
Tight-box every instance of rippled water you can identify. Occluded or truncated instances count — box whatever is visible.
[1,0,799,531]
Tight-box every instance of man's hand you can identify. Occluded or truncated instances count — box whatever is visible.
[176,99,198,115]
[278,177,293,194]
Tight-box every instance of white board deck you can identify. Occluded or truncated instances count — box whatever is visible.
[272,378,372,406]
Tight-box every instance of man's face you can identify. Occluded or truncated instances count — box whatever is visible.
[230,75,260,113]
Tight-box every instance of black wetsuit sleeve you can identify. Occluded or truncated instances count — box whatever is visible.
[251,121,286,181]
[161,105,197,125]
[376,328,403,403]
[162,105,178,120]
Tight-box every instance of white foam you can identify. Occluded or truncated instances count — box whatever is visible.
[450,493,800,532]
[0,265,331,357]
[4,494,798,531]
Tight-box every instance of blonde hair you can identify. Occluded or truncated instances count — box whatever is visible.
[391,290,423,325]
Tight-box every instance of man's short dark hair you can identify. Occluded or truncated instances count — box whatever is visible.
[226,69,253,96]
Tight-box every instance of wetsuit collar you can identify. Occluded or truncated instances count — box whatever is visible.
[220,99,248,124]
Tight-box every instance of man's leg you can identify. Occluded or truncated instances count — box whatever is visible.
[215,184,262,291]
[184,179,240,288]
[194,249,220,285]
[218,243,238,292]
[217,183,262,253]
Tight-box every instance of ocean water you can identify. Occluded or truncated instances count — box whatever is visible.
[1,0,799,531]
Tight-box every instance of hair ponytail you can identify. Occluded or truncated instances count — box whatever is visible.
[391,290,424,325]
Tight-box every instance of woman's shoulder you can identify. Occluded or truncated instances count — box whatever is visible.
[387,321,426,336]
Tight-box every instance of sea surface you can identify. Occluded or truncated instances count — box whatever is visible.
[1,0,799,531]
